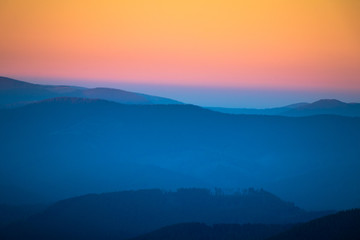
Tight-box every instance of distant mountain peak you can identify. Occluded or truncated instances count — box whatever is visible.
[303,99,347,109]
[312,99,346,105]
[209,99,360,117]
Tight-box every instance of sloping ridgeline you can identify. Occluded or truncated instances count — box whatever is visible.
[268,209,360,240]
[0,76,181,107]
[0,188,329,240]
[130,209,360,240]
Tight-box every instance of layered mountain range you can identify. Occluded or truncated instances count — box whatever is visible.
[1,76,360,238]
[0,96,359,210]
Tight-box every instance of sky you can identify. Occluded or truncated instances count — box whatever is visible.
[1,0,360,107]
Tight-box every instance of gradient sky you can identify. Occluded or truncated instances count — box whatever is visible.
[1,0,360,106]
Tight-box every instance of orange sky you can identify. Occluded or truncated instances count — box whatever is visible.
[1,0,359,90]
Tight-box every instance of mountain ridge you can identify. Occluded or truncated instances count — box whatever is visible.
[0,188,331,240]
[0,76,182,107]
[209,99,360,117]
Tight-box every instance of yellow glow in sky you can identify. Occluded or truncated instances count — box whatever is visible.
[1,0,359,90]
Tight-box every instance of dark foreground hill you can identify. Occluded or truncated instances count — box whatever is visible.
[269,209,360,240]
[131,223,292,240]
[0,188,329,240]
[0,204,46,229]
[0,97,360,210]
[131,209,360,240]
[0,76,181,107]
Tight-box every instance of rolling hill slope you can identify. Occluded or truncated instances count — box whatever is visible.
[0,76,181,107]
[268,209,360,240]
[0,97,359,210]
[0,189,329,240]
